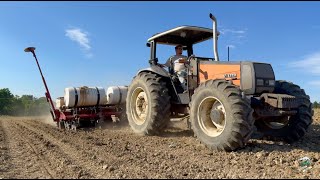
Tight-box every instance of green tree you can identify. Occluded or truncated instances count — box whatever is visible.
[30,97,50,116]
[0,88,51,116]
[20,95,35,115]
[0,88,14,115]
[10,95,24,116]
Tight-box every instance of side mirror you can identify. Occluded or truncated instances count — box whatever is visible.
[146,43,151,47]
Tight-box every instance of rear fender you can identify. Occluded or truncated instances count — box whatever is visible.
[136,65,170,78]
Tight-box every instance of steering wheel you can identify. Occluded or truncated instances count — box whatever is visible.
[184,55,195,68]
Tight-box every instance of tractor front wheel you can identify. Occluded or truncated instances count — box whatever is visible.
[190,79,254,151]
[255,80,313,143]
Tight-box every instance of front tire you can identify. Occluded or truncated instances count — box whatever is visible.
[126,72,171,135]
[190,79,254,151]
[255,80,313,143]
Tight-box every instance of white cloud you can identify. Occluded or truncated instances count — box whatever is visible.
[65,28,93,58]
[289,52,320,75]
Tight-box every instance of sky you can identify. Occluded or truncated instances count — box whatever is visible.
[0,1,320,103]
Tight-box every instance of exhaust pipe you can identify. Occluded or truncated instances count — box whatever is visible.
[209,13,219,61]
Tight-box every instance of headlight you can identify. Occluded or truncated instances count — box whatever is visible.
[269,80,275,86]
[257,79,264,86]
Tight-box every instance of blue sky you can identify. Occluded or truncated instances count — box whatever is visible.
[0,1,320,102]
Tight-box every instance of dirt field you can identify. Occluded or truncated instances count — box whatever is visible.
[0,109,319,179]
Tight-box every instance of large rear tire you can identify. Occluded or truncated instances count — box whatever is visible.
[255,80,313,143]
[190,79,254,151]
[126,72,171,135]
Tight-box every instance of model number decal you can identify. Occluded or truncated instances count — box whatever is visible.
[224,73,237,78]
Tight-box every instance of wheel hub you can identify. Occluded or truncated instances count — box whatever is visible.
[136,92,147,117]
[210,109,224,125]
[197,96,226,137]
[264,116,290,129]
[131,87,148,125]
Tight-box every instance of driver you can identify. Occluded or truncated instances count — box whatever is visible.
[160,44,188,91]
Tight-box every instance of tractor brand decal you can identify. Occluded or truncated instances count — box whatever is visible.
[224,73,237,78]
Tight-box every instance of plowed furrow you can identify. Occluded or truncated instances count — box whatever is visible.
[0,119,11,178]
[22,119,203,178]
[1,118,55,178]
[13,119,116,178]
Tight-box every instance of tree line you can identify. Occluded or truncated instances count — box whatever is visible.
[0,88,50,116]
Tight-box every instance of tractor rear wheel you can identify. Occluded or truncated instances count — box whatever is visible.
[255,80,313,143]
[126,72,171,135]
[190,79,254,151]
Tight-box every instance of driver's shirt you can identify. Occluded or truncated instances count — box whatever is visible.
[164,55,187,72]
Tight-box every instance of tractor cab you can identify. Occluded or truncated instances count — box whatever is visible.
[145,25,220,104]
[147,25,219,65]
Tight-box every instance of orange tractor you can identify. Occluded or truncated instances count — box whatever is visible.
[125,13,313,151]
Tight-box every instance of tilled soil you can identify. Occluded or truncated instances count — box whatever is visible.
[0,109,319,179]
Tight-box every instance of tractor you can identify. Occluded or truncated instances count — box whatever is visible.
[125,13,313,151]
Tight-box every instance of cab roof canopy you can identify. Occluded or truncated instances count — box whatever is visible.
[147,26,218,46]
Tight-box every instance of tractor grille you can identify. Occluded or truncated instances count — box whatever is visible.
[261,93,299,109]
[279,95,298,109]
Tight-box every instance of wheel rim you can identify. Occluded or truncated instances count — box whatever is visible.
[197,96,226,137]
[263,116,290,129]
[131,87,148,125]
